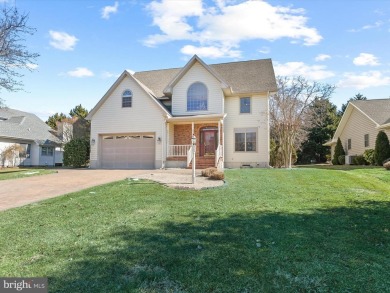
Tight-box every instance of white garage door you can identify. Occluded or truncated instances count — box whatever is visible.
[101,134,155,169]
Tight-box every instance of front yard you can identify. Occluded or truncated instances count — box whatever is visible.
[0,168,56,180]
[0,167,389,292]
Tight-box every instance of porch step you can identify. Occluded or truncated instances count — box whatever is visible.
[188,156,215,169]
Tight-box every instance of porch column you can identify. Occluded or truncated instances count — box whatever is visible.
[166,122,170,157]
[221,119,225,159]
[218,120,221,146]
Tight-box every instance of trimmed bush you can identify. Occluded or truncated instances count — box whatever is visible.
[374,131,390,165]
[333,138,345,165]
[201,167,217,177]
[209,171,224,180]
[363,149,375,165]
[338,155,345,165]
[384,161,390,170]
[353,155,367,165]
[63,138,90,168]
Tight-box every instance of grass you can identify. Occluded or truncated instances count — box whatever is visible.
[0,168,389,292]
[0,168,56,180]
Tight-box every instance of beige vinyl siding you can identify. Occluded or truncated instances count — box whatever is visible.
[338,107,379,156]
[224,94,269,168]
[172,61,224,116]
[90,76,165,168]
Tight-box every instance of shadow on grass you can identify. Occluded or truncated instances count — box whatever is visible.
[49,201,390,292]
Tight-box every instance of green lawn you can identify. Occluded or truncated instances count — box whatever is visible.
[0,168,56,180]
[0,168,389,292]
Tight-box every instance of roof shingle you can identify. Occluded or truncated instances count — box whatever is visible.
[351,99,390,125]
[133,58,277,98]
[0,108,61,144]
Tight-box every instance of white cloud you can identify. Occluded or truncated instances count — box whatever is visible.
[180,44,241,59]
[348,20,384,32]
[49,30,78,51]
[26,63,39,70]
[338,71,390,89]
[101,71,120,78]
[101,2,119,19]
[353,53,380,66]
[258,46,270,54]
[315,54,331,62]
[274,62,335,80]
[145,0,322,58]
[67,67,94,78]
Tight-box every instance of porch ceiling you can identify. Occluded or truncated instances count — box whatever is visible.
[167,113,226,123]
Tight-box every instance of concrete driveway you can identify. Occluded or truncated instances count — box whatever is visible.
[0,169,147,211]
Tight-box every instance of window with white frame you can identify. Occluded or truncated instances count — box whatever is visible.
[122,90,132,108]
[235,128,257,152]
[364,134,369,147]
[41,146,53,156]
[187,82,208,111]
[240,97,251,113]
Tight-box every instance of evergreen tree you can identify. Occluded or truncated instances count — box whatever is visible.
[332,137,345,165]
[69,104,89,119]
[374,131,390,165]
[297,98,339,164]
[46,112,67,130]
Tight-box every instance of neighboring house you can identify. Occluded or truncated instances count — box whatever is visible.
[0,108,62,167]
[56,116,90,143]
[325,99,390,164]
[87,55,277,169]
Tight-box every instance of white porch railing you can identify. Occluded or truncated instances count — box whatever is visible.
[168,145,192,157]
[215,144,223,170]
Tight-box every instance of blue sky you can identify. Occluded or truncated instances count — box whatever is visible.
[2,0,390,121]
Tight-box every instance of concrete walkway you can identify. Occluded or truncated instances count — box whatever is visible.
[0,168,224,211]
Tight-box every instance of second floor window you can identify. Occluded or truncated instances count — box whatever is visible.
[122,90,132,108]
[187,82,208,111]
[240,97,251,113]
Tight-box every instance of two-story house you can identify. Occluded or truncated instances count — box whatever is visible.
[86,55,277,169]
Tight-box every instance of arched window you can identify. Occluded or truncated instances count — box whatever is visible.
[122,90,132,108]
[187,82,208,111]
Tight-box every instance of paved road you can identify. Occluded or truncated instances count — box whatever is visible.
[0,169,147,211]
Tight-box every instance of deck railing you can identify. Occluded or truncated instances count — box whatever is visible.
[168,145,192,157]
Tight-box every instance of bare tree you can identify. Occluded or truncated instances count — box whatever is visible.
[270,76,335,168]
[0,143,24,167]
[0,6,39,104]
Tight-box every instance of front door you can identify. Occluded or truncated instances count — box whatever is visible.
[200,128,218,156]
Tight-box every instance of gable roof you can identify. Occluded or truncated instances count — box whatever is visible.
[86,70,172,120]
[162,55,230,95]
[133,56,277,98]
[350,99,390,125]
[325,99,390,146]
[0,108,61,145]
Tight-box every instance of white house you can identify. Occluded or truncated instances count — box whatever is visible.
[86,55,277,169]
[0,108,63,167]
[325,99,390,164]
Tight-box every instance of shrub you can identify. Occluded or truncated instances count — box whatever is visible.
[353,155,367,165]
[338,155,345,165]
[363,149,375,165]
[333,138,345,165]
[374,131,390,165]
[63,138,90,168]
[201,167,217,177]
[384,161,390,170]
[209,171,224,180]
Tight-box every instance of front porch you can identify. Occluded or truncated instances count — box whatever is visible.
[165,114,225,169]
